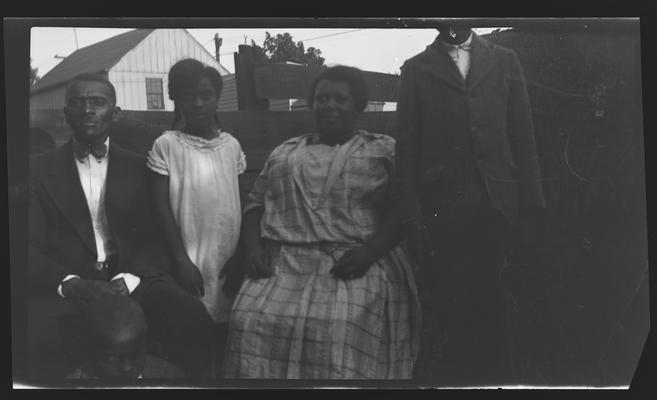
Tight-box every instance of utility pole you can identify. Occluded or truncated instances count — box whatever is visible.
[73,28,79,50]
[214,33,223,64]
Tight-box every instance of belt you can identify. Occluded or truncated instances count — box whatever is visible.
[92,255,117,273]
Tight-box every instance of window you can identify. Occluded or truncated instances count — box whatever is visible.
[145,77,164,110]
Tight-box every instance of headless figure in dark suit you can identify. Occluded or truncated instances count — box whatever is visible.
[26,74,215,382]
[395,24,546,385]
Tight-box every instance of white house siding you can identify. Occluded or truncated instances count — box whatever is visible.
[109,29,231,111]
[30,29,235,112]
[30,86,67,110]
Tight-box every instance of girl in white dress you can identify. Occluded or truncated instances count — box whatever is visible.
[147,59,246,324]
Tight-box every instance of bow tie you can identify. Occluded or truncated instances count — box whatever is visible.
[442,41,472,52]
[74,140,107,162]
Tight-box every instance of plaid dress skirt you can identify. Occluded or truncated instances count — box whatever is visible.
[223,241,421,379]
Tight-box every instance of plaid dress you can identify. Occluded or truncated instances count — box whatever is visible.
[224,131,421,379]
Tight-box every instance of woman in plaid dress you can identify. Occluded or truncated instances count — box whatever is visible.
[224,66,421,379]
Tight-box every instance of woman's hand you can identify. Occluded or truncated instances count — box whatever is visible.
[330,246,376,280]
[245,245,273,280]
[176,255,205,297]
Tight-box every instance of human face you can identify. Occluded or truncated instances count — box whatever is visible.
[178,77,219,135]
[64,81,118,144]
[93,335,147,380]
[313,80,359,144]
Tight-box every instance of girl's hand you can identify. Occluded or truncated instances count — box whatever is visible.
[220,251,245,295]
[177,256,205,297]
[330,247,376,280]
[245,245,272,280]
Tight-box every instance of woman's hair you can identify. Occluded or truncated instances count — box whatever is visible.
[306,65,369,113]
[167,58,223,129]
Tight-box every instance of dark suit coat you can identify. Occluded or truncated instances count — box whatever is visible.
[395,33,546,225]
[28,140,170,295]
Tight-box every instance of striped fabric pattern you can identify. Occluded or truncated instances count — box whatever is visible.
[224,131,421,379]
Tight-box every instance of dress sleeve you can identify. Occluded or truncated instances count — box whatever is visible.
[236,141,247,175]
[146,134,169,176]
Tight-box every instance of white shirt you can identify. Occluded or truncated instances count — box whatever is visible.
[57,138,140,297]
[441,32,473,80]
[76,137,114,262]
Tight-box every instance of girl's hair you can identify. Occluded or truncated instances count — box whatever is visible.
[167,58,223,129]
[306,65,369,113]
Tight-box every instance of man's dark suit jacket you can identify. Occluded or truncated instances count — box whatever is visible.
[28,140,169,295]
[396,33,546,226]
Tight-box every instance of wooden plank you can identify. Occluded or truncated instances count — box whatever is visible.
[254,63,400,102]
[30,109,398,171]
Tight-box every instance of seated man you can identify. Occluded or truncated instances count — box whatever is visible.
[27,73,215,381]
[66,295,184,380]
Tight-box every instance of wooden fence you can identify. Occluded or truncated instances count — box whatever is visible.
[30,44,401,202]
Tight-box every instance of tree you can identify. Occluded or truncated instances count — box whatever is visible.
[251,32,325,67]
[30,57,39,86]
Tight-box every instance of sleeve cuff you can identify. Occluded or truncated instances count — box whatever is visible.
[111,273,141,294]
[237,151,247,175]
[57,275,80,298]
[146,151,169,176]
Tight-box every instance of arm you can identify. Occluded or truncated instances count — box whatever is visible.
[506,50,547,245]
[27,178,73,293]
[242,206,273,280]
[506,50,546,212]
[394,62,426,263]
[331,142,403,280]
[331,204,402,280]
[149,171,204,296]
[395,62,423,222]
[28,177,119,300]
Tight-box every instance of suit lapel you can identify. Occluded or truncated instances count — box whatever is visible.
[466,34,497,90]
[423,38,466,91]
[105,142,143,225]
[42,141,96,255]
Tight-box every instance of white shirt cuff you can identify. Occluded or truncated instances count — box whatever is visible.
[57,275,80,298]
[111,273,141,293]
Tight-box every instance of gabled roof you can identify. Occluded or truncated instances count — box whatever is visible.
[31,29,154,94]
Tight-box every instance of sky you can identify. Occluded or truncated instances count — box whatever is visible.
[30,27,504,78]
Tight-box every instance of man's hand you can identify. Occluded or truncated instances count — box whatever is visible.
[177,255,205,297]
[245,245,272,280]
[330,247,376,280]
[109,277,130,296]
[61,278,117,303]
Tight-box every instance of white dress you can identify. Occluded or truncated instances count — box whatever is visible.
[147,130,246,323]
